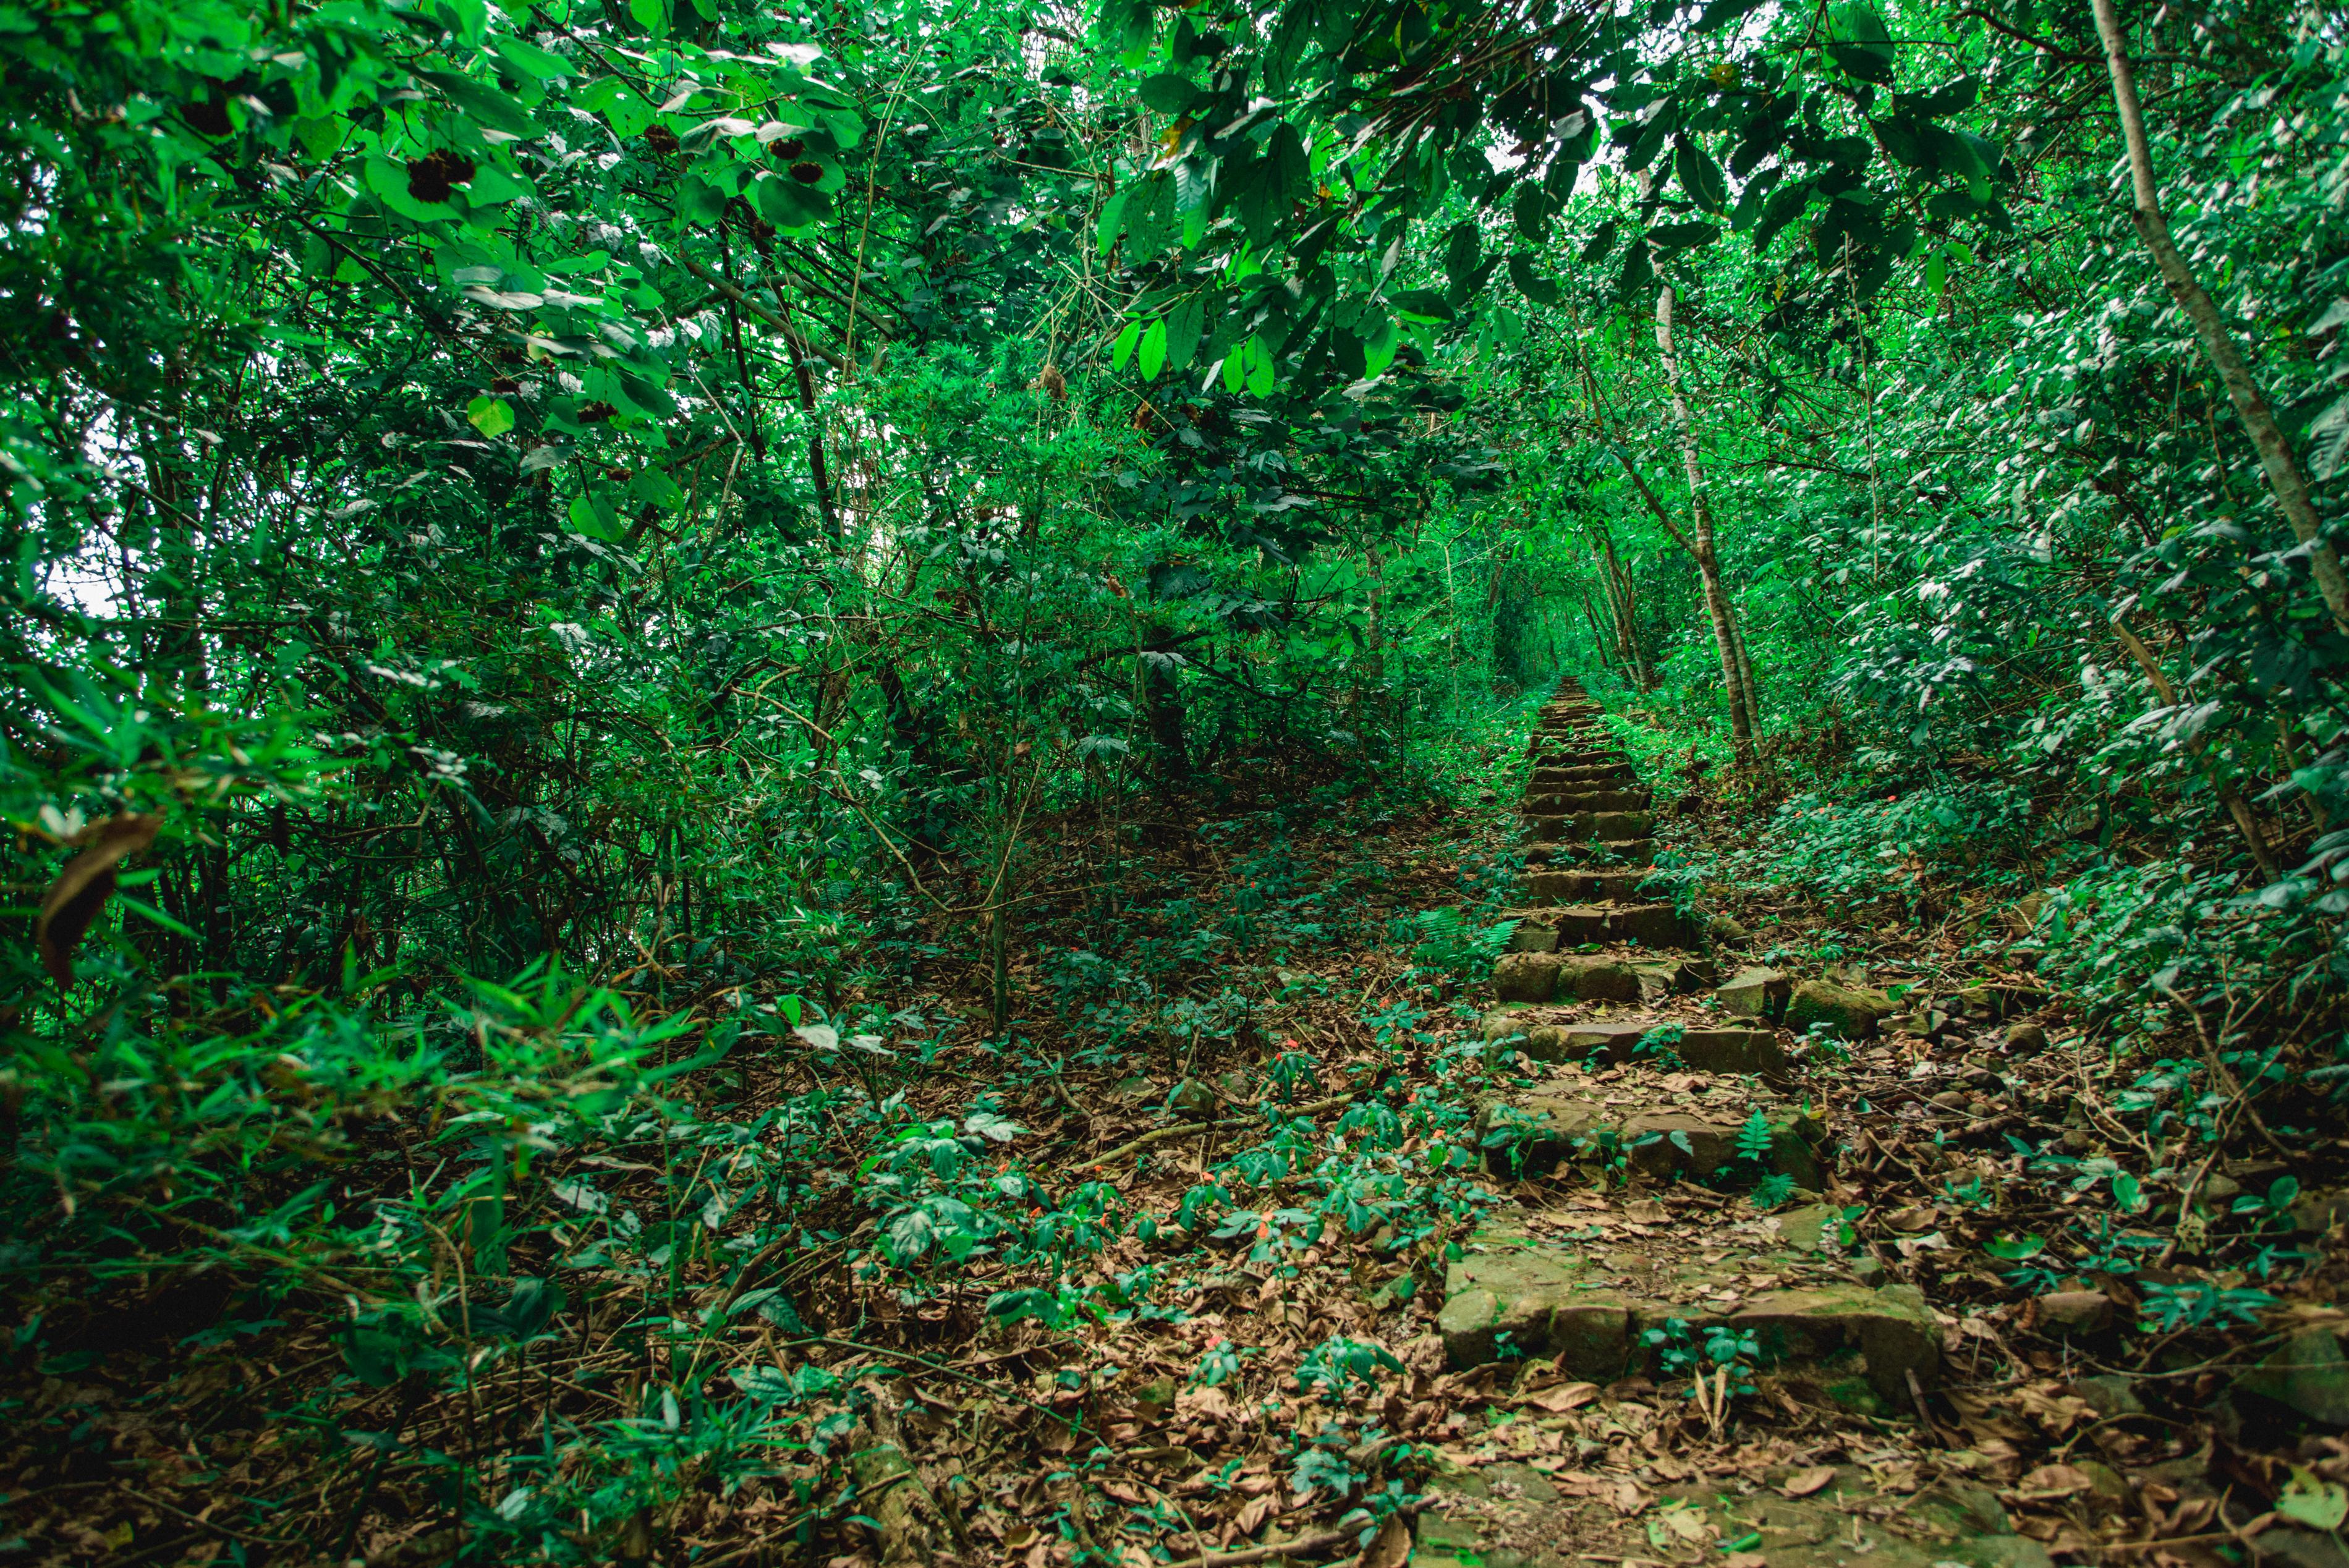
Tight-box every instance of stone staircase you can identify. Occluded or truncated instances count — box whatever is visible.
[1438,679,1940,1410]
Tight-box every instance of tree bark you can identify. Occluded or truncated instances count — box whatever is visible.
[2089,0,2349,635]
[1652,277,1759,761]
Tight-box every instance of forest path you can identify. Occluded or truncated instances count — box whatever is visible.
[1411,682,2055,1568]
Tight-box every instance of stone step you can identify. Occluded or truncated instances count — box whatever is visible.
[1520,788,1649,815]
[1521,810,1653,842]
[1522,838,1654,867]
[1477,1007,1785,1075]
[1521,868,1649,902]
[1436,1208,1938,1396]
[1530,763,1637,787]
[1529,745,1631,767]
[1492,949,1732,1005]
[1474,1070,1824,1183]
[1501,902,1694,950]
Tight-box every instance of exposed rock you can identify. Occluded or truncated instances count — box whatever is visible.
[2073,1374,2146,1418]
[1785,977,1893,1040]
[2232,1328,2349,1427]
[2292,1187,2349,1236]
[1945,983,2047,1022]
[1439,1231,1938,1398]
[2000,1022,2049,1053]
[1715,965,1793,1022]
[1521,1018,1786,1077]
[1490,951,1642,1004]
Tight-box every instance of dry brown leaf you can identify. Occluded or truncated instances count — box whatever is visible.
[1780,1466,1835,1498]
[1525,1381,1600,1413]
[1359,1515,1410,1568]
[36,813,160,986]
[2016,1464,2094,1499]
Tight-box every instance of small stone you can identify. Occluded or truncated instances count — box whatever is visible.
[1707,913,1752,943]
[1850,1254,1888,1286]
[1785,977,1893,1040]
[2060,1128,2093,1155]
[1931,1090,1969,1112]
[1166,1079,1216,1117]
[2033,1290,2113,1336]
[1715,965,1793,1022]
[2073,1374,2146,1418]
[2001,1023,2049,1053]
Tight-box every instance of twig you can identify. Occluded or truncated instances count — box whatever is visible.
[1081,1095,1354,1171]
[1163,1524,1361,1568]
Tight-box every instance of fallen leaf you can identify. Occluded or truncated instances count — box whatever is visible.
[1525,1381,1600,1413]
[1359,1515,1411,1568]
[2016,1464,2093,1499]
[1781,1466,1835,1498]
[1625,1198,1669,1224]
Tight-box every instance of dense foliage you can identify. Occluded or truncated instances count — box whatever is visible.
[5,0,2348,1554]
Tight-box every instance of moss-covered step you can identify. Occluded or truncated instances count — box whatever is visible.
[1520,868,1651,902]
[1521,810,1654,842]
[1521,787,1651,815]
[1470,1072,1825,1185]
[1477,1009,1782,1076]
[1500,902,1695,951]
[1435,1221,1938,1399]
[1521,838,1655,868]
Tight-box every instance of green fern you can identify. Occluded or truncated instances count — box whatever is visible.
[1735,1106,1776,1163]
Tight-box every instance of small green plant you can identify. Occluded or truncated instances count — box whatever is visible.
[1735,1106,1776,1163]
[1296,1334,1403,1403]
[2138,1281,2277,1333]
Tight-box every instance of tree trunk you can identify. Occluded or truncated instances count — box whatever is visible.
[1652,277,1759,761]
[2090,0,2349,636]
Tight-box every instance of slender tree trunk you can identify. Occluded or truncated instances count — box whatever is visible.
[1730,597,1761,731]
[2111,617,2277,878]
[1652,278,1759,761]
[2090,0,2349,635]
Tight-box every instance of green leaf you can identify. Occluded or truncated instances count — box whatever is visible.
[491,33,571,80]
[631,467,686,511]
[1579,219,1619,263]
[1138,318,1168,380]
[1513,185,1553,244]
[414,69,540,139]
[467,396,516,437]
[1110,319,1142,371]
[1649,221,1719,249]
[1506,253,1560,307]
[756,174,830,231]
[1390,289,1454,322]
[2279,1471,2349,1532]
[1097,186,1132,258]
[465,165,530,206]
[1136,72,1200,114]
[1164,295,1205,373]
[1674,138,1728,212]
[568,494,622,540]
[1696,0,1770,31]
